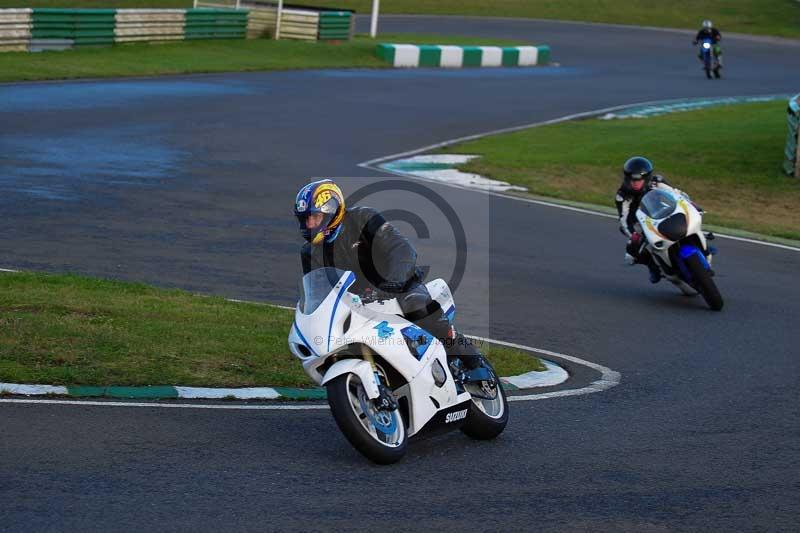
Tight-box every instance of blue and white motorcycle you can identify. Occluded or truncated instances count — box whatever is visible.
[288,267,508,464]
[698,37,721,79]
[636,188,723,311]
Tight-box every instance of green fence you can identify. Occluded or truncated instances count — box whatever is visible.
[317,11,350,41]
[184,8,247,40]
[32,9,116,46]
[784,95,800,177]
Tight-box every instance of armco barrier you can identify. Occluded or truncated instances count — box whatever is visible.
[244,4,277,39]
[32,9,116,46]
[0,7,251,52]
[0,8,31,52]
[318,11,351,41]
[1,5,350,51]
[184,8,247,40]
[279,8,318,41]
[115,9,185,43]
[784,94,800,178]
[195,1,353,41]
[376,43,551,68]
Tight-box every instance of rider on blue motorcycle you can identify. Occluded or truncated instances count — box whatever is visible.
[294,178,481,369]
[693,19,722,67]
[615,157,687,284]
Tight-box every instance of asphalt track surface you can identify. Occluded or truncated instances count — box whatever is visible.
[2,16,800,531]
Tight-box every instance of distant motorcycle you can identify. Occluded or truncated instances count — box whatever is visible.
[696,37,721,79]
[635,188,723,311]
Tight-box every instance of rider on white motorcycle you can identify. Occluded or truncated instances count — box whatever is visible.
[615,156,691,284]
[294,178,482,369]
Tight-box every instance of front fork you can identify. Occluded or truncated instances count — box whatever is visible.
[361,344,397,411]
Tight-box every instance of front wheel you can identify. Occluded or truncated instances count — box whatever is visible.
[460,360,509,440]
[685,254,724,311]
[326,373,407,464]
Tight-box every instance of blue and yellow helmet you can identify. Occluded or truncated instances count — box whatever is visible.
[294,179,345,245]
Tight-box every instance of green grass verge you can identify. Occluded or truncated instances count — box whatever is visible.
[292,0,800,38]
[0,271,544,387]
[2,0,797,37]
[439,100,800,241]
[0,33,527,83]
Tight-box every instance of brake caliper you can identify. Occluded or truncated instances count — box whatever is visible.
[375,383,398,412]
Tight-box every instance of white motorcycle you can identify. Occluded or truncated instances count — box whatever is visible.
[288,267,508,464]
[635,188,723,311]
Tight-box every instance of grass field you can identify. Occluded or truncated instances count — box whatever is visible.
[0,33,527,82]
[0,1,797,37]
[0,271,544,387]
[291,0,800,38]
[439,100,800,240]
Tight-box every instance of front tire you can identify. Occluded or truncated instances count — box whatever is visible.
[326,373,407,464]
[460,360,509,440]
[686,254,724,311]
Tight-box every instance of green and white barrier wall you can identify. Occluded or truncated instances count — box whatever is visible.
[376,44,551,68]
[0,5,353,50]
[197,1,354,41]
[784,94,800,178]
[0,8,252,52]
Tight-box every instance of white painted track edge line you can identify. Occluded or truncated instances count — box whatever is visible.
[469,335,621,401]
[355,167,800,252]
[358,94,791,167]
[0,398,331,410]
[355,95,800,253]
[0,336,620,408]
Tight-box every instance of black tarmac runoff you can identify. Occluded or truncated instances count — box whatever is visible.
[2,16,800,532]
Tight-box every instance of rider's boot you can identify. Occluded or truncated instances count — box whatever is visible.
[646,260,662,284]
[413,309,481,370]
[444,333,483,371]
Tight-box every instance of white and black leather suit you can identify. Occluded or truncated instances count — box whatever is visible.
[615,175,683,267]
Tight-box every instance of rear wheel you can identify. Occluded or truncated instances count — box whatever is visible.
[686,254,724,311]
[326,373,407,464]
[460,360,509,440]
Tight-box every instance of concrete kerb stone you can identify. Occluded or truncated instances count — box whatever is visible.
[0,359,567,401]
[375,43,550,68]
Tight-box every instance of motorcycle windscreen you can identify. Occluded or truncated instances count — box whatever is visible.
[640,189,677,219]
[299,267,353,315]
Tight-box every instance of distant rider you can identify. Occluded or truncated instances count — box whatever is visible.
[294,178,481,369]
[693,19,722,66]
[615,156,687,284]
